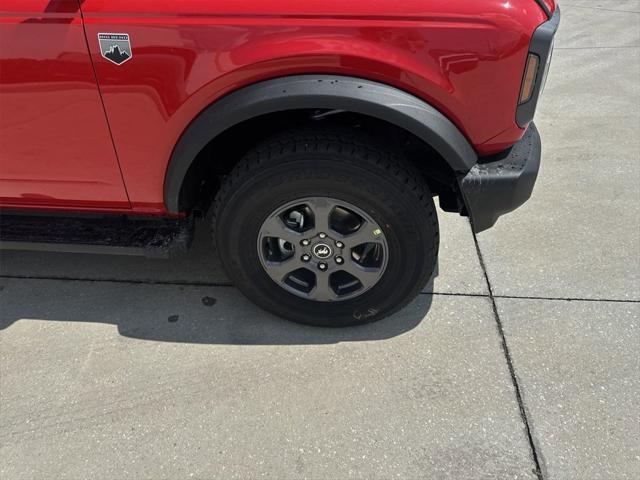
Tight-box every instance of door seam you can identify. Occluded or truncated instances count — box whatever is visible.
[77,2,133,208]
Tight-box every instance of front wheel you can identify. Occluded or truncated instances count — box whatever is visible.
[213,129,439,327]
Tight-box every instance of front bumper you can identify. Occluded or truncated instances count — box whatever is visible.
[458,123,541,233]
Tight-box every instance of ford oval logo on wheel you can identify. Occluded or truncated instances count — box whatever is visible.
[312,243,333,259]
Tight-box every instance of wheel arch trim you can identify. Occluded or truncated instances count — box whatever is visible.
[164,75,478,213]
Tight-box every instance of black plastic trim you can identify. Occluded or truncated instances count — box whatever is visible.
[533,0,551,18]
[516,6,561,127]
[459,123,541,233]
[0,213,194,258]
[164,75,478,213]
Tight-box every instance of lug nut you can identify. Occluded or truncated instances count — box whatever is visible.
[318,262,328,271]
[301,239,310,246]
[335,256,344,265]
[335,241,344,249]
[301,254,311,262]
[318,232,327,239]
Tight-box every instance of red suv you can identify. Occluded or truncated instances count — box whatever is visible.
[0,0,559,326]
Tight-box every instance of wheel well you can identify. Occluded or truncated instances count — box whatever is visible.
[178,110,463,216]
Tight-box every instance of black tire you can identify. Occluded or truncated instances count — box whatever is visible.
[212,127,439,327]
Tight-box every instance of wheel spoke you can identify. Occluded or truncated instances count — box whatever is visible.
[339,259,383,290]
[260,214,301,244]
[339,221,381,248]
[307,198,334,234]
[263,256,304,282]
[309,273,337,301]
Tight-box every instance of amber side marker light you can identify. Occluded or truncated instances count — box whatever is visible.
[518,54,540,105]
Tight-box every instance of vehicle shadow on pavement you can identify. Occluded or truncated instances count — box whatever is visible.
[0,276,434,345]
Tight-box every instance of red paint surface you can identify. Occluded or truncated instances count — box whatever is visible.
[1,0,547,214]
[0,0,130,210]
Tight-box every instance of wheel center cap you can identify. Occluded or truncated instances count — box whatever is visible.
[312,243,333,259]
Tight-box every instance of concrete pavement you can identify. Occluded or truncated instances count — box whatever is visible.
[1,2,639,479]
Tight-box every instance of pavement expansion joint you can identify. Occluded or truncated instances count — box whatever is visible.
[472,230,545,480]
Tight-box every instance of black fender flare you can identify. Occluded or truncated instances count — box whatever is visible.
[164,75,478,213]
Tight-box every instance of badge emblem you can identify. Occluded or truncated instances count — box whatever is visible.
[312,243,333,259]
[98,33,132,65]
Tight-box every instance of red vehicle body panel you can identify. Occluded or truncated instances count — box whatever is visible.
[0,0,130,210]
[0,0,548,215]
